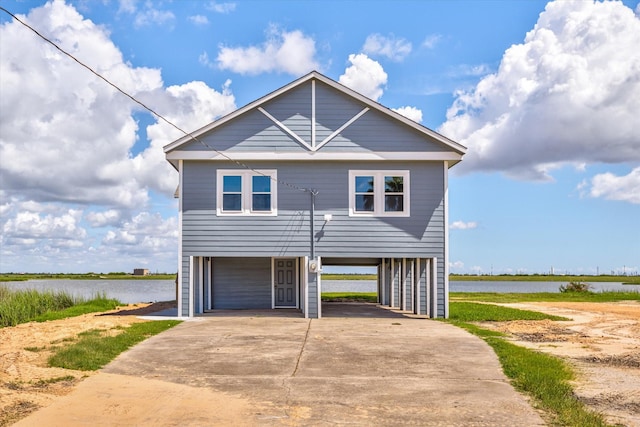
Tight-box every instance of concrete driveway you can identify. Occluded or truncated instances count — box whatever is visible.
[16,303,545,426]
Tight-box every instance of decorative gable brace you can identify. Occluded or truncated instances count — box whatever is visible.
[258,80,370,152]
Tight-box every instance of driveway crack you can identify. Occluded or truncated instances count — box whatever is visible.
[292,319,311,377]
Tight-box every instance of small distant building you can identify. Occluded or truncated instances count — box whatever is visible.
[133,268,150,276]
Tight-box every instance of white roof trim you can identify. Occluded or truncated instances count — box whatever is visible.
[163,71,467,155]
[166,150,463,162]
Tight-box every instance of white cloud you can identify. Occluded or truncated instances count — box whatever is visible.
[117,0,136,14]
[207,2,236,14]
[0,1,236,208]
[448,63,491,78]
[450,221,478,230]
[422,34,442,49]
[579,167,640,204]
[3,209,86,242]
[362,33,412,61]
[439,1,640,181]
[103,212,178,252]
[199,51,213,68]
[133,4,175,28]
[86,209,122,227]
[0,1,235,273]
[339,54,387,101]
[449,260,464,269]
[188,15,209,26]
[393,106,423,123]
[217,26,319,75]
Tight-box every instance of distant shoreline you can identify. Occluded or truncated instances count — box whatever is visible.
[0,273,175,282]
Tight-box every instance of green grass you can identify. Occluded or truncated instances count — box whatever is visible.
[449,301,569,322]
[0,285,121,327]
[321,292,378,302]
[456,322,610,426]
[446,301,612,425]
[451,290,639,303]
[48,320,181,371]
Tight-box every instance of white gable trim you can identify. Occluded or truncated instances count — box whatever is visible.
[311,80,316,148]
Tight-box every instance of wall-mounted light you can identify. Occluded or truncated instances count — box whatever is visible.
[323,214,333,222]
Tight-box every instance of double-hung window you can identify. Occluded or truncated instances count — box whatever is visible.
[217,170,277,216]
[349,170,410,217]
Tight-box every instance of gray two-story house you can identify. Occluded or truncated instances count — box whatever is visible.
[164,71,466,319]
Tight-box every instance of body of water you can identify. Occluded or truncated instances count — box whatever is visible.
[0,280,175,304]
[1,279,637,304]
[322,280,637,294]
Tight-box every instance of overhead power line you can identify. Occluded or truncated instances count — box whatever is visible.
[0,6,311,194]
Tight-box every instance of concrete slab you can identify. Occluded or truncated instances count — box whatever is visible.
[15,303,546,426]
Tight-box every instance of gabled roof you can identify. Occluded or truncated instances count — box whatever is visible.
[163,71,467,156]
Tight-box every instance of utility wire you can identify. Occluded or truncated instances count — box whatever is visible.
[0,6,312,194]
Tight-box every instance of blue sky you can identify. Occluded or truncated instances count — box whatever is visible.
[1,0,639,275]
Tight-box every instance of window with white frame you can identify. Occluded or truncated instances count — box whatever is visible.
[349,170,410,216]
[217,170,277,215]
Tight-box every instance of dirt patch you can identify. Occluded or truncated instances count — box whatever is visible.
[480,300,640,427]
[0,301,175,426]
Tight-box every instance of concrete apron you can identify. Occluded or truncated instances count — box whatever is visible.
[15,303,545,426]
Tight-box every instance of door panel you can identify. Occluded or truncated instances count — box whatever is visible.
[275,259,297,307]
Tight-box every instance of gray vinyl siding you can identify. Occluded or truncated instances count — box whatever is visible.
[418,259,428,316]
[181,160,445,259]
[180,255,190,316]
[212,257,271,309]
[307,272,319,318]
[177,80,452,154]
[180,159,446,316]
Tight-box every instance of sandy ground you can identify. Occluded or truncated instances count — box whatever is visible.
[1,300,639,426]
[0,302,175,426]
[478,300,640,427]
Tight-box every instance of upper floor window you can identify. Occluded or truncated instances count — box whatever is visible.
[349,170,410,217]
[217,170,277,216]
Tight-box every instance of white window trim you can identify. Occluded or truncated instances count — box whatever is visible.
[348,170,410,217]
[216,169,278,216]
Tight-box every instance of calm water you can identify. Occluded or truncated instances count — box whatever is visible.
[1,279,637,304]
[322,280,637,294]
[0,280,175,304]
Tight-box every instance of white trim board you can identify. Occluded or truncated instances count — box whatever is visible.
[167,151,463,163]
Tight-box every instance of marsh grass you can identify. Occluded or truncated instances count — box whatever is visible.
[0,284,120,327]
[448,301,611,426]
[48,321,181,371]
